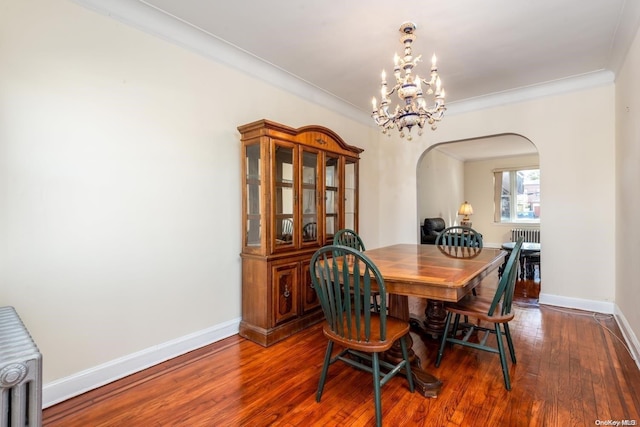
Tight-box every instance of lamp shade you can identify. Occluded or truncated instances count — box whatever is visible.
[458,201,473,216]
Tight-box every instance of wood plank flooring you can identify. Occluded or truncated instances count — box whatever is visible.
[43,273,640,426]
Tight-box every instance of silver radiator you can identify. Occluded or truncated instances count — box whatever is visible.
[510,228,540,243]
[0,307,42,427]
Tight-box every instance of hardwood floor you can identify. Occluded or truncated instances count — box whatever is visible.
[43,271,640,426]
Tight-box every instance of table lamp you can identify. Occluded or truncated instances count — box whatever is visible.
[458,201,473,227]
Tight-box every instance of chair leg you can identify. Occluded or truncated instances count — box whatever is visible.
[400,335,415,393]
[372,352,382,427]
[435,312,453,367]
[316,341,333,401]
[504,323,517,364]
[372,293,380,313]
[465,288,475,324]
[494,323,511,390]
[452,313,461,336]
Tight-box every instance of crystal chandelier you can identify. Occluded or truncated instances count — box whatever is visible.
[371,22,446,140]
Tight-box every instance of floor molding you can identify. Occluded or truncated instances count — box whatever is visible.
[43,317,241,408]
[538,292,615,314]
[614,305,640,370]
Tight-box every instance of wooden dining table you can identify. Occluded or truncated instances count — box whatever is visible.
[358,243,505,397]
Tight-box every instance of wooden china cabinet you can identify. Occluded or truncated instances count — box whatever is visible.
[238,119,363,346]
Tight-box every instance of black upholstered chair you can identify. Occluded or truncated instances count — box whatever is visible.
[421,218,446,244]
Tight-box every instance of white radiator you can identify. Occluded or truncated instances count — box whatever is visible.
[510,228,540,243]
[0,307,42,427]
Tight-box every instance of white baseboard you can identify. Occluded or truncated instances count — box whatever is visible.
[42,317,241,408]
[613,305,640,370]
[538,292,615,314]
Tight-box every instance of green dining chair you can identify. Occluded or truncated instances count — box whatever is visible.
[436,225,483,249]
[334,228,366,251]
[435,237,524,390]
[334,229,381,310]
[334,229,381,312]
[310,245,414,427]
[437,225,483,297]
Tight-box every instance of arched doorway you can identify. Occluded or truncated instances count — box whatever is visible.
[416,133,541,297]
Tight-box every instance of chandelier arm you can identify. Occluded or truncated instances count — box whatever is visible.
[384,84,400,98]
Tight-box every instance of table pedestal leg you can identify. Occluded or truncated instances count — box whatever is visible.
[408,299,448,339]
[422,300,448,338]
[387,294,442,398]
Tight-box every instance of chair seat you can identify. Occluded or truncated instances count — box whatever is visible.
[445,295,514,324]
[323,314,410,353]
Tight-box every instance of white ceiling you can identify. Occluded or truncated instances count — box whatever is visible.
[115,1,640,159]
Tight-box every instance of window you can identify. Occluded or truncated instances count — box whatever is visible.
[494,168,540,223]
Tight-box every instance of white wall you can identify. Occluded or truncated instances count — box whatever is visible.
[416,149,464,236]
[615,18,640,362]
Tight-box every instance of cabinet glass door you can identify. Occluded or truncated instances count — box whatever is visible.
[245,143,261,247]
[325,154,339,241]
[344,158,357,231]
[274,143,295,248]
[301,149,319,244]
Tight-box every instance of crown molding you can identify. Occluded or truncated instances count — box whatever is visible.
[73,0,616,127]
[446,70,615,115]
